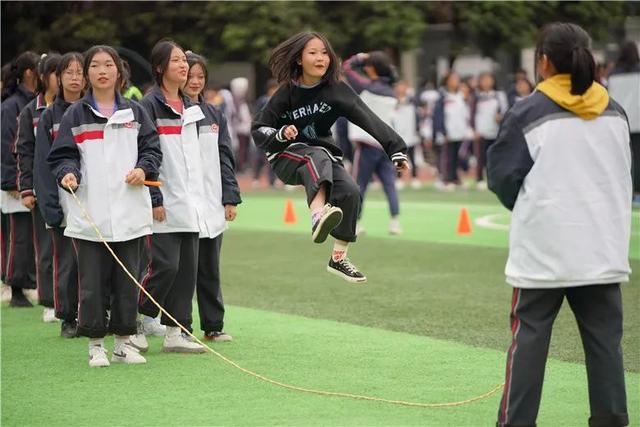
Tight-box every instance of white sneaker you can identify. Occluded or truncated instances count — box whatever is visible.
[355,222,366,236]
[112,343,147,364]
[25,289,38,301]
[395,180,406,191]
[411,178,422,189]
[141,316,166,337]
[129,332,149,353]
[0,285,11,303]
[162,328,206,354]
[389,218,402,235]
[89,345,110,368]
[434,180,446,191]
[42,308,57,323]
[476,181,488,191]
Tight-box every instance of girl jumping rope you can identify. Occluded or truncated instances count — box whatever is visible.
[252,32,409,283]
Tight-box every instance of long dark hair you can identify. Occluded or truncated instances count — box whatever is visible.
[56,52,84,96]
[1,51,39,100]
[83,45,123,91]
[616,40,640,73]
[269,31,341,85]
[36,53,62,95]
[150,39,185,88]
[535,22,595,95]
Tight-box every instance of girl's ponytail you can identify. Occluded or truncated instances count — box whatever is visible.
[1,51,39,100]
[570,45,595,95]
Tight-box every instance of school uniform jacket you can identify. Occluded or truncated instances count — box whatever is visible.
[34,94,73,227]
[473,90,508,140]
[433,90,472,143]
[47,91,162,242]
[140,87,206,234]
[252,80,407,165]
[487,75,632,289]
[15,93,47,199]
[1,85,35,213]
[196,98,241,239]
[342,54,401,150]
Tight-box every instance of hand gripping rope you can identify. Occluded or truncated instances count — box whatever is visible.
[67,185,504,409]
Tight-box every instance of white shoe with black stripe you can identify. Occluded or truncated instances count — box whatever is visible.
[312,204,343,244]
[112,342,147,364]
[327,257,367,283]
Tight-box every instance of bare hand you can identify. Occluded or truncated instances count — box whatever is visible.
[153,206,166,222]
[394,159,411,174]
[283,125,298,141]
[61,173,78,191]
[21,195,36,210]
[224,205,237,221]
[125,168,145,185]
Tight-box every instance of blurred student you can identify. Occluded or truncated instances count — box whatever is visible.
[48,45,161,366]
[34,52,84,337]
[607,40,640,206]
[488,23,631,427]
[433,72,470,190]
[15,53,60,321]
[393,80,421,190]
[343,51,406,235]
[252,78,278,188]
[252,32,409,283]
[1,51,39,307]
[473,72,507,189]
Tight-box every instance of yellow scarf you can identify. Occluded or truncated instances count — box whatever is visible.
[536,74,609,120]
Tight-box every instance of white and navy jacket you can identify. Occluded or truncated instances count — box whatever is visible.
[487,91,632,289]
[195,97,241,239]
[140,87,206,234]
[607,65,640,134]
[34,93,73,227]
[15,93,47,198]
[47,91,162,242]
[473,90,508,140]
[343,54,402,152]
[433,90,473,143]
[1,85,35,213]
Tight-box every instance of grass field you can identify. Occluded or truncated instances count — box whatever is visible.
[2,186,639,426]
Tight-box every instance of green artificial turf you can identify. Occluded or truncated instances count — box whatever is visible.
[2,189,638,426]
[2,305,638,426]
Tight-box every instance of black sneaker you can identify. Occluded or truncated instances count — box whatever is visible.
[311,204,343,244]
[9,291,33,308]
[60,320,78,338]
[327,257,367,283]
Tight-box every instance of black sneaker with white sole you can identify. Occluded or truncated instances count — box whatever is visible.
[312,204,343,243]
[327,257,367,283]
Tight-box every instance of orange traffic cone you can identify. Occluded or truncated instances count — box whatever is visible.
[457,207,472,235]
[284,199,297,224]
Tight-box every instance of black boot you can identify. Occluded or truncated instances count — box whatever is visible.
[9,287,33,308]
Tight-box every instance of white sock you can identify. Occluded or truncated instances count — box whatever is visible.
[114,336,128,352]
[166,326,180,338]
[89,338,105,349]
[332,241,348,261]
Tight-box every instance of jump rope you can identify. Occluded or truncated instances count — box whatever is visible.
[67,183,504,409]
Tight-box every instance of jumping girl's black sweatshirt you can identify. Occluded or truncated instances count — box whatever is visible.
[251,80,407,164]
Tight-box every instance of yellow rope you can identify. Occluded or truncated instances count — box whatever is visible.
[67,186,504,408]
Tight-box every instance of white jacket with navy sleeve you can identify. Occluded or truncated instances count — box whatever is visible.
[487,75,632,289]
[47,91,162,242]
